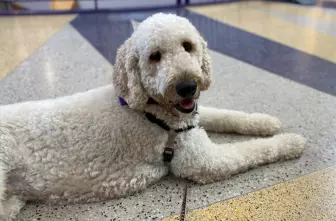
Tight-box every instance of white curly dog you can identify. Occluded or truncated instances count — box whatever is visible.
[0,13,306,220]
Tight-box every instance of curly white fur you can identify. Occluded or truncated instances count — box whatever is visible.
[0,13,306,220]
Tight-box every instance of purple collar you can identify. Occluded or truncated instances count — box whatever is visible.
[118,97,159,106]
[118,97,128,105]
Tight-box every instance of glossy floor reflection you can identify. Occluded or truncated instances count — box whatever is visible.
[189,1,336,63]
[0,1,336,220]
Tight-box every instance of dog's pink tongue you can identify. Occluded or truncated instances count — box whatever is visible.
[179,99,195,109]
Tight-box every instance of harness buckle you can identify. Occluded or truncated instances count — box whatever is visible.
[163,148,174,163]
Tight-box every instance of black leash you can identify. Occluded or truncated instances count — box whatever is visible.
[180,182,188,221]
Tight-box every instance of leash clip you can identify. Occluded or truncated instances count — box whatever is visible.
[163,147,174,163]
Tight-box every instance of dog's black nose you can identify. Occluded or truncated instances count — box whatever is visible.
[176,80,197,98]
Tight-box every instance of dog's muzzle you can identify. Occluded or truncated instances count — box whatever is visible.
[175,80,197,114]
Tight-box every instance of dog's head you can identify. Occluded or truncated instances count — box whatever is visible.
[113,13,212,113]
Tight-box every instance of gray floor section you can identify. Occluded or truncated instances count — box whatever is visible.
[1,24,336,220]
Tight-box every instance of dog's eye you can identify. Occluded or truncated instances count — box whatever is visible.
[149,52,161,62]
[183,42,193,52]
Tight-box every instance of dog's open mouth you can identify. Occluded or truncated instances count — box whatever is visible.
[175,99,196,113]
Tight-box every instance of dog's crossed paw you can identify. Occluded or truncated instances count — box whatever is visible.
[242,113,282,136]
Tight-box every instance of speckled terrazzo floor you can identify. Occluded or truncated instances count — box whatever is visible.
[1,1,336,220]
[18,176,186,221]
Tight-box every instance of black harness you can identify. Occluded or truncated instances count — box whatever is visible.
[145,112,195,163]
[119,97,196,163]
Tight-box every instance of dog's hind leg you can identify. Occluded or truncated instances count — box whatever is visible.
[171,128,306,184]
[0,195,25,221]
[0,162,26,221]
[114,163,169,198]
[198,106,281,136]
[0,162,7,217]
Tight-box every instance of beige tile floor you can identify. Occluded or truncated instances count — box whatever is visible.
[250,1,336,22]
[0,15,75,79]
[162,167,336,221]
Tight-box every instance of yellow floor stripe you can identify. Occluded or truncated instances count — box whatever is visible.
[248,1,336,22]
[188,2,336,63]
[0,15,76,80]
[51,0,77,10]
[161,167,336,221]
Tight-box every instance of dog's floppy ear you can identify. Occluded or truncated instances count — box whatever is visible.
[131,20,140,31]
[113,39,148,110]
[200,37,212,90]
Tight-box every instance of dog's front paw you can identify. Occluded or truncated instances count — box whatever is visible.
[247,114,281,136]
[274,133,306,159]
